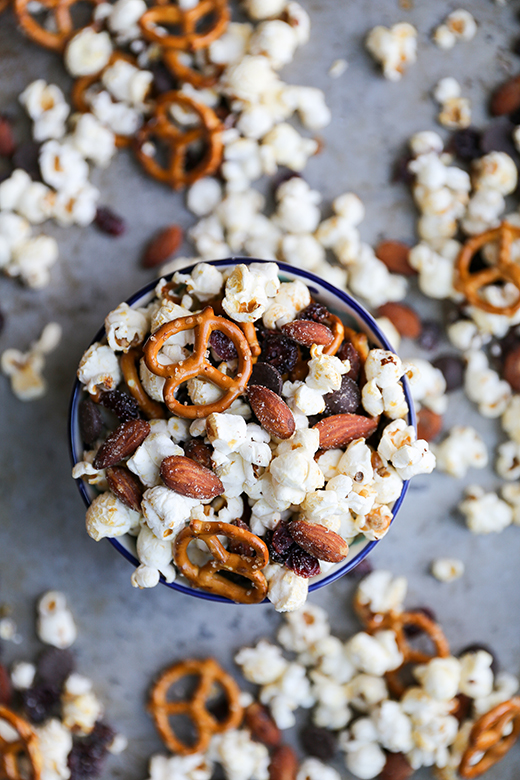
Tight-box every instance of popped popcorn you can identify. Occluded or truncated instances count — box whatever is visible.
[64,27,113,77]
[433,10,477,49]
[1,322,62,400]
[365,23,417,81]
[433,426,488,478]
[37,591,77,649]
[431,558,465,583]
[459,485,513,534]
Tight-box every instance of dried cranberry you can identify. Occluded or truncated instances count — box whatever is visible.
[210,330,238,361]
[297,302,330,324]
[458,643,499,675]
[184,439,213,470]
[451,693,472,724]
[22,684,60,723]
[268,521,296,564]
[0,116,16,158]
[37,647,75,689]
[99,390,140,422]
[68,722,115,779]
[90,721,116,746]
[447,128,482,162]
[392,153,414,185]
[336,341,361,381]
[12,141,41,181]
[300,724,337,761]
[95,206,126,237]
[324,375,360,415]
[286,547,320,578]
[229,518,256,557]
[346,557,373,578]
[432,354,465,392]
[79,397,103,445]
[151,62,177,94]
[0,664,12,706]
[403,607,437,638]
[417,320,442,351]
[260,333,299,374]
[249,362,283,396]
[481,118,517,157]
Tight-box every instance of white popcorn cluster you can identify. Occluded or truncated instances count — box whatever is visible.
[433,9,478,50]
[433,78,471,131]
[459,484,520,535]
[1,322,62,401]
[431,558,465,582]
[361,350,411,421]
[433,426,488,479]
[365,23,418,81]
[464,349,511,418]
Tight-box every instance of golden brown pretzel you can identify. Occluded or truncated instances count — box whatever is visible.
[352,592,391,633]
[174,518,269,603]
[139,0,229,50]
[0,0,11,15]
[149,658,243,755]
[14,1,100,52]
[0,706,42,780]
[323,314,345,356]
[120,348,166,420]
[459,697,520,778]
[162,48,223,90]
[134,91,223,189]
[455,222,520,316]
[143,306,252,418]
[240,322,261,360]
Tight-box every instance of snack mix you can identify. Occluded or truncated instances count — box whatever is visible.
[73,262,435,608]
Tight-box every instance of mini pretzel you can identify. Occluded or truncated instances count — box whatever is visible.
[455,222,520,316]
[0,706,42,780]
[143,306,252,418]
[120,348,166,420]
[162,48,223,90]
[149,658,243,755]
[459,697,520,778]
[240,322,261,360]
[323,314,345,356]
[14,0,100,52]
[0,0,11,14]
[134,91,223,190]
[139,0,230,50]
[174,518,269,603]
[352,593,391,633]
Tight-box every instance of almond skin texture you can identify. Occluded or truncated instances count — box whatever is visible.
[142,225,183,267]
[417,408,443,442]
[491,75,520,116]
[161,455,224,500]
[106,466,144,511]
[247,385,295,440]
[269,745,298,780]
[313,413,378,450]
[184,439,213,470]
[245,703,281,748]
[379,753,414,780]
[375,240,416,276]
[281,320,334,347]
[288,519,349,562]
[503,344,520,392]
[93,419,150,469]
[377,302,422,339]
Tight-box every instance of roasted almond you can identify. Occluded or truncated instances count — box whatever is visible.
[247,385,295,440]
[416,408,443,442]
[93,419,150,469]
[377,302,422,339]
[375,240,416,276]
[106,466,144,511]
[142,224,183,268]
[491,74,520,116]
[184,439,213,470]
[245,702,281,747]
[288,519,349,562]
[379,752,414,780]
[161,455,224,500]
[313,413,378,450]
[281,319,334,347]
[269,745,298,780]
[503,344,520,392]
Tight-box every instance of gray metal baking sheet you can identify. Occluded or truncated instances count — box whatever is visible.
[1,1,520,777]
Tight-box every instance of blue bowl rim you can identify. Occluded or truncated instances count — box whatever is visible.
[68,258,415,604]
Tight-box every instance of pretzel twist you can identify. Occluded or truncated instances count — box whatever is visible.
[455,222,520,316]
[323,314,345,356]
[0,706,42,780]
[120,348,166,420]
[459,697,520,778]
[149,658,243,755]
[174,518,269,603]
[143,306,252,418]
[162,48,223,90]
[139,0,230,50]
[14,1,100,51]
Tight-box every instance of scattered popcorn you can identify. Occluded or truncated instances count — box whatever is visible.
[64,27,113,77]
[329,59,348,78]
[37,591,77,649]
[433,10,477,49]
[459,485,513,534]
[433,426,488,478]
[1,322,62,401]
[464,349,512,418]
[365,23,417,81]
[431,558,465,583]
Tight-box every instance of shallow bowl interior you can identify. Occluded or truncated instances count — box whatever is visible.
[69,258,415,604]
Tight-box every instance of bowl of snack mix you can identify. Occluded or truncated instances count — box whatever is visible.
[70,258,434,611]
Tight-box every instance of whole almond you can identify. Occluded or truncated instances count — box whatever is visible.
[375,240,415,276]
[288,519,349,562]
[377,302,422,339]
[106,466,144,511]
[161,455,224,499]
[503,344,520,392]
[269,745,298,780]
[281,320,334,347]
[491,75,520,116]
[313,414,378,450]
[184,439,213,470]
[416,408,443,442]
[143,225,183,268]
[93,419,150,469]
[245,703,281,747]
[247,385,295,440]
[378,752,414,780]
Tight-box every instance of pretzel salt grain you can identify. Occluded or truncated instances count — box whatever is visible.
[0,706,42,780]
[134,91,223,190]
[14,0,100,52]
[143,306,252,418]
[455,221,520,316]
[174,518,269,604]
[120,348,166,420]
[139,0,230,51]
[149,658,243,755]
[459,697,520,778]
